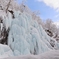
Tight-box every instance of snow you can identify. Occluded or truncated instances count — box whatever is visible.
[0,23,3,30]
[0,44,14,58]
[4,12,13,30]
[3,50,59,59]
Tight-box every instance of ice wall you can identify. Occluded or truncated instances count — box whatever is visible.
[7,11,53,56]
[0,10,58,58]
[0,7,59,59]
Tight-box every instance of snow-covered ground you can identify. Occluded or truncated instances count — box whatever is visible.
[3,50,59,59]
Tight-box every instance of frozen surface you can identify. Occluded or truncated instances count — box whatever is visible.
[0,44,14,58]
[0,10,59,58]
[8,11,53,55]
[3,50,59,59]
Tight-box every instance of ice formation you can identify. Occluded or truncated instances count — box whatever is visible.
[0,44,14,58]
[7,11,53,55]
[0,10,59,58]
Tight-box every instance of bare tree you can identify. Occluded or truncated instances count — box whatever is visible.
[44,19,59,39]
[0,0,20,12]
[6,0,11,13]
[45,19,53,31]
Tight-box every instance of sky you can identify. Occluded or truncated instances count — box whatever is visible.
[17,0,59,26]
